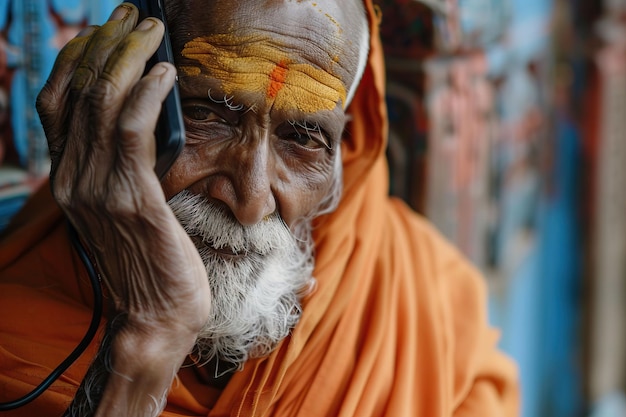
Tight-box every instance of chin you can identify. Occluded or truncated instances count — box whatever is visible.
[168,190,316,372]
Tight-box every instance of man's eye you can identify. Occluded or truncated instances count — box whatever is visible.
[281,121,331,150]
[183,103,227,123]
[286,131,325,149]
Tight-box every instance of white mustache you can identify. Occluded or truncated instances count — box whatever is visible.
[167,189,314,368]
[168,190,294,257]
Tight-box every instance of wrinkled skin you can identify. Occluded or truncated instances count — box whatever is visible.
[36,0,364,415]
[37,8,210,414]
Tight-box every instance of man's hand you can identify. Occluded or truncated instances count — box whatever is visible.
[36,3,210,415]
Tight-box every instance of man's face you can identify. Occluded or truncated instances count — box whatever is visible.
[161,0,354,226]
[159,0,361,369]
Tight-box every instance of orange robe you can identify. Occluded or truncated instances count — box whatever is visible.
[0,1,519,415]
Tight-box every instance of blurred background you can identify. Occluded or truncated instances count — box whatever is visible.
[0,0,624,416]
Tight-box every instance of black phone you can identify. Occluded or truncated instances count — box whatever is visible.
[128,0,185,179]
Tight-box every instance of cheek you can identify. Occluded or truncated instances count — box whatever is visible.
[161,140,338,225]
[277,154,337,224]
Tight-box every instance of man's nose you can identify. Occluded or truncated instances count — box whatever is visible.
[209,143,277,226]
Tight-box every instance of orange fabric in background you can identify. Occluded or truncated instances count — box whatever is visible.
[0,1,519,416]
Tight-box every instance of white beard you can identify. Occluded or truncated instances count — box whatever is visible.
[167,190,315,373]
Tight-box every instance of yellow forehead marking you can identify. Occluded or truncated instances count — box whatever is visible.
[180,35,347,113]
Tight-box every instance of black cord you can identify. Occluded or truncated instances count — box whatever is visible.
[0,222,103,411]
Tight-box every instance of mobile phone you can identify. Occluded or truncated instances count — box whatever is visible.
[128,0,185,179]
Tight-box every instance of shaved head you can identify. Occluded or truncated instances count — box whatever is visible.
[165,0,369,108]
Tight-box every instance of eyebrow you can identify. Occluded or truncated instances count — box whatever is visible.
[178,74,346,139]
[207,88,248,113]
[179,75,257,114]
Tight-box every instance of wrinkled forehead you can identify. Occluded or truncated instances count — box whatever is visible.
[174,0,350,53]
[167,0,360,105]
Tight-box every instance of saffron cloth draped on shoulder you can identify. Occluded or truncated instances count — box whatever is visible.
[0,0,519,415]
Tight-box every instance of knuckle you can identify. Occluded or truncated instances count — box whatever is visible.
[75,24,99,39]
[35,84,50,113]
[48,142,65,165]
[87,78,121,105]
[85,79,124,126]
[52,36,88,71]
[86,77,124,117]
[35,82,60,116]
[118,114,146,141]
[118,100,156,141]
[71,62,101,92]
[63,33,93,52]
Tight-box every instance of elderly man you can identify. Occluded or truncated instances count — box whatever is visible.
[0,0,519,416]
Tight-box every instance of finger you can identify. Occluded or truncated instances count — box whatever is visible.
[70,3,138,92]
[80,19,165,163]
[116,62,176,173]
[101,17,165,91]
[36,27,97,174]
[59,4,140,186]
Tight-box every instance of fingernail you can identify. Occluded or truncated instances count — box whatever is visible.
[109,4,131,21]
[136,18,157,31]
